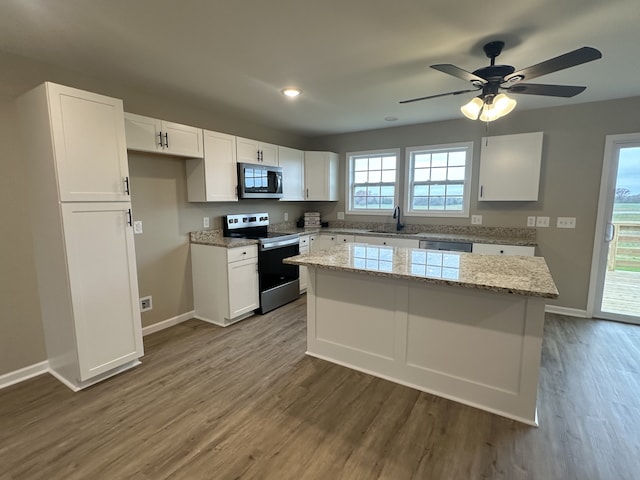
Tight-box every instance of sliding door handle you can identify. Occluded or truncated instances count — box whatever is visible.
[605,222,615,242]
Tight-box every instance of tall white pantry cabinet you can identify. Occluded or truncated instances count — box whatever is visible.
[17,82,144,391]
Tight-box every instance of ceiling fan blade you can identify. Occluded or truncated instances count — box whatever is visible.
[431,64,488,85]
[504,47,602,83]
[399,88,481,104]
[505,83,587,97]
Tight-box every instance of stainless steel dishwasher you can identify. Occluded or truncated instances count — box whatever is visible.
[418,240,473,252]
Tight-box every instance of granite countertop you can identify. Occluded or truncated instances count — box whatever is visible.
[271,225,537,246]
[190,230,258,248]
[190,223,537,248]
[284,243,558,299]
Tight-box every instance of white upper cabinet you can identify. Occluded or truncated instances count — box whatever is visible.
[45,83,131,202]
[186,130,238,202]
[124,112,204,158]
[236,137,278,166]
[304,151,339,201]
[478,132,543,201]
[278,146,305,201]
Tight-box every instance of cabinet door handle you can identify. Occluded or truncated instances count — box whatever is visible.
[306,188,309,198]
[480,185,484,198]
[126,209,133,227]
[124,176,130,195]
[257,150,260,162]
[158,131,164,147]
[164,132,169,148]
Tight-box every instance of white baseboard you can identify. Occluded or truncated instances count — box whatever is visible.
[545,305,589,318]
[142,310,195,336]
[0,360,49,390]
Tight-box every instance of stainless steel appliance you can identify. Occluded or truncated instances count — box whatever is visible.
[223,213,299,313]
[237,162,283,199]
[419,239,473,252]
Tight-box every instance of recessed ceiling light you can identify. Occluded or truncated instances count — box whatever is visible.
[281,87,302,98]
[384,116,399,122]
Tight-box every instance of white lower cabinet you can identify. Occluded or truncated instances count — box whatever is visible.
[354,235,420,248]
[191,244,259,326]
[472,243,536,256]
[299,235,310,293]
[62,203,144,382]
[336,234,355,244]
[311,234,337,252]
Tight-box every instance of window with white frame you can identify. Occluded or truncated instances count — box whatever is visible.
[405,142,473,217]
[347,149,399,213]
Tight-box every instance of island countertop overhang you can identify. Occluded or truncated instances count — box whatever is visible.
[284,243,559,299]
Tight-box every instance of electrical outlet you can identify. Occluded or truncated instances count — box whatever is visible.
[140,296,152,312]
[337,212,345,220]
[133,221,143,234]
[203,216,210,228]
[527,216,536,227]
[536,216,550,227]
[557,217,577,228]
[471,215,482,225]
[284,212,289,221]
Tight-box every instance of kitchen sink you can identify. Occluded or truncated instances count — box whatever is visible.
[367,230,394,234]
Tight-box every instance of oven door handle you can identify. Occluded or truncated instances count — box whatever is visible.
[260,238,300,250]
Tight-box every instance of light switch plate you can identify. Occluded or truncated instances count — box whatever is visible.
[536,216,550,227]
[557,217,577,228]
[203,217,210,228]
[527,216,536,227]
[284,212,289,221]
[133,221,143,234]
[337,212,345,220]
[471,215,482,225]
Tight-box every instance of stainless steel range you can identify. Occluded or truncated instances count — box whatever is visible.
[223,213,300,313]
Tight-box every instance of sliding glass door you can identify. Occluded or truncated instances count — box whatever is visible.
[591,134,640,324]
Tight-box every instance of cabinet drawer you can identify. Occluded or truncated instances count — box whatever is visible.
[472,243,535,256]
[336,234,355,243]
[227,245,258,263]
[299,235,310,247]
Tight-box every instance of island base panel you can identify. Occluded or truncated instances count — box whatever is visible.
[306,268,544,425]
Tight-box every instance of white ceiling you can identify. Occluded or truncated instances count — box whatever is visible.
[1,0,638,136]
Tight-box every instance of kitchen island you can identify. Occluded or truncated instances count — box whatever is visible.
[284,243,558,425]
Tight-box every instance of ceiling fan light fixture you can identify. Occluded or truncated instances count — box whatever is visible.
[460,96,484,120]
[478,93,517,122]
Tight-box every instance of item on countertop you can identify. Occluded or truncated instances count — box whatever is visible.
[304,212,322,227]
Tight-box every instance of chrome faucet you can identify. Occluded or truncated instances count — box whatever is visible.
[393,206,404,231]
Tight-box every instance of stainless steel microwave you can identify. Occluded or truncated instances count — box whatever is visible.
[237,162,283,199]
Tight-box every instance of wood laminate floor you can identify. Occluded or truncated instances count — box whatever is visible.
[1,296,639,480]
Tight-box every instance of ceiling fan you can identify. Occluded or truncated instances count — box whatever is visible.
[400,41,602,121]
